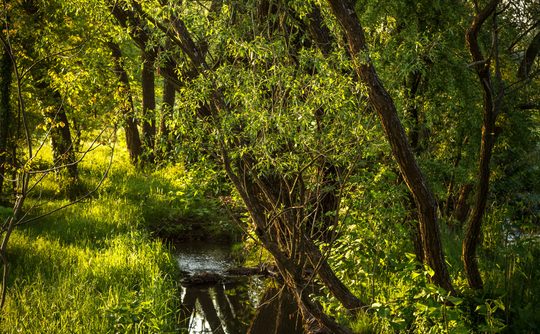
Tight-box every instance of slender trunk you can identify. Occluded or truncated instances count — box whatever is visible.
[327,0,454,293]
[303,235,366,312]
[33,79,79,182]
[141,50,157,163]
[0,43,12,198]
[306,4,333,56]
[158,73,175,158]
[462,0,500,290]
[444,135,467,217]
[108,42,142,164]
[405,71,423,152]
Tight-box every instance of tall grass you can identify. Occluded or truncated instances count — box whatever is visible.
[0,142,184,333]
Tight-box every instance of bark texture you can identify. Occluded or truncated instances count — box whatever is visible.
[462,0,500,290]
[327,0,454,293]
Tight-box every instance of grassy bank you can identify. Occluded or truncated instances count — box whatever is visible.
[0,143,232,333]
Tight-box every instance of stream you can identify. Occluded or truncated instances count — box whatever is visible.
[175,242,304,334]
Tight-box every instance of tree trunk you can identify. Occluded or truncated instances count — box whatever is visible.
[462,0,500,290]
[107,41,143,165]
[48,105,78,181]
[327,0,454,293]
[20,0,78,184]
[141,50,157,163]
[405,71,422,153]
[0,42,12,199]
[518,28,540,80]
[455,183,472,224]
[444,134,467,217]
[158,72,175,158]
[33,75,79,182]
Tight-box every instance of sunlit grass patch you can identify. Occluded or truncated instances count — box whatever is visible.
[0,141,182,333]
[2,222,180,333]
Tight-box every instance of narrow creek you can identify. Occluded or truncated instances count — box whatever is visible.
[175,242,304,334]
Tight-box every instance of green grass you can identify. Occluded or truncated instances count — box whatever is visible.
[0,143,186,333]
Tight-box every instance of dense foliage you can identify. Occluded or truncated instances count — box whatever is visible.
[1,0,538,332]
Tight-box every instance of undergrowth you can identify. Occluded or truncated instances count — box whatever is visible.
[323,188,540,333]
[0,141,234,333]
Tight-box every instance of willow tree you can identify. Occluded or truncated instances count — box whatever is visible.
[119,0,370,331]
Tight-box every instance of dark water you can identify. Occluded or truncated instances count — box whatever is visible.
[175,243,303,334]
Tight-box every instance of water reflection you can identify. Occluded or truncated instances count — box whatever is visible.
[180,279,257,334]
[176,242,303,334]
[179,280,303,334]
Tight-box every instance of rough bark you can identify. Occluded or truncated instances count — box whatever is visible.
[107,41,143,164]
[462,0,500,290]
[327,0,454,293]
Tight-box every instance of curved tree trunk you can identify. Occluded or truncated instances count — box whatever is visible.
[462,0,500,290]
[327,0,454,293]
[518,28,540,80]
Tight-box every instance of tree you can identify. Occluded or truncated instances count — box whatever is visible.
[126,1,369,331]
[0,33,12,202]
[108,41,143,164]
[19,0,79,187]
[462,0,539,289]
[327,0,454,293]
[157,44,176,160]
[462,0,500,290]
